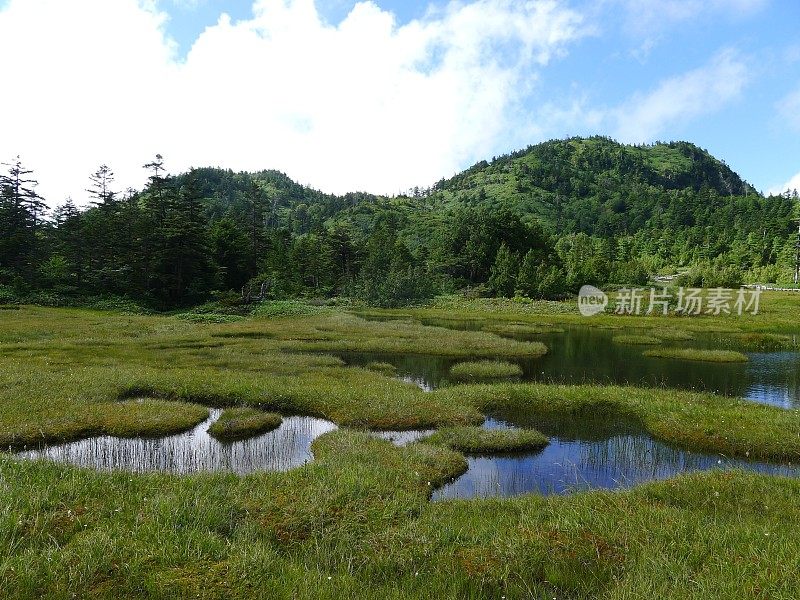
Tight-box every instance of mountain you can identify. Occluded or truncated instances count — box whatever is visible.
[3,136,796,308]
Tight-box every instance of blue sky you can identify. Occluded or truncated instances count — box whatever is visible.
[1,0,799,202]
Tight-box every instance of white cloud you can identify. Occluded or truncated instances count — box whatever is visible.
[0,0,586,206]
[767,172,800,197]
[777,86,800,132]
[615,0,767,36]
[613,49,749,142]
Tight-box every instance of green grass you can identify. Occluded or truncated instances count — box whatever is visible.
[449,360,524,382]
[481,322,564,337]
[367,291,800,342]
[281,314,548,358]
[207,408,283,441]
[647,327,695,341]
[445,382,800,463]
[2,304,800,598]
[643,348,749,363]
[426,426,549,453]
[364,361,398,375]
[612,334,662,345]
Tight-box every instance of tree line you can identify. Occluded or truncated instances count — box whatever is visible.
[1,143,798,309]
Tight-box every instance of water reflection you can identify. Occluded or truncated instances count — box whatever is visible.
[339,325,800,408]
[17,410,338,475]
[432,415,799,499]
[371,429,434,446]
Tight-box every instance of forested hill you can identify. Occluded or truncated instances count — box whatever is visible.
[1,137,797,309]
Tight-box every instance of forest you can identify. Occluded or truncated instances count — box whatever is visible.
[1,137,798,309]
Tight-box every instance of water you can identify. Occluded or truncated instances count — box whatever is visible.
[432,415,799,500]
[17,410,338,475]
[340,324,800,408]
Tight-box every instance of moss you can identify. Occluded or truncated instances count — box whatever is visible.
[426,426,549,453]
[207,408,283,441]
[643,348,748,363]
[449,360,523,382]
[612,335,662,345]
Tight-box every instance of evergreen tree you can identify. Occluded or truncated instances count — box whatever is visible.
[488,243,519,297]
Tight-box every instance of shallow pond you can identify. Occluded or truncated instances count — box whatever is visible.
[17,410,338,475]
[432,413,800,500]
[342,323,800,408]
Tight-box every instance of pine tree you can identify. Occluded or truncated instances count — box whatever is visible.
[0,157,46,282]
[87,164,116,208]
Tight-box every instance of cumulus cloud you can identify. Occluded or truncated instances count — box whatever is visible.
[0,0,586,205]
[768,172,800,197]
[613,49,749,142]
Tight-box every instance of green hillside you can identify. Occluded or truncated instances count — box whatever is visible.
[1,138,798,308]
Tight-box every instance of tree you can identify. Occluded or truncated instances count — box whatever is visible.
[0,157,46,283]
[488,243,519,297]
[87,164,116,208]
[154,170,214,306]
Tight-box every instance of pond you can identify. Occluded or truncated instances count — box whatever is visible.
[342,323,800,408]
[17,410,338,475]
[431,413,799,499]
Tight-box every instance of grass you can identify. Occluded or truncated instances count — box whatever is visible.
[207,408,283,441]
[643,348,749,363]
[2,303,800,598]
[366,291,800,343]
[449,360,523,382]
[426,426,549,453]
[280,313,548,358]
[612,334,662,345]
[364,361,398,375]
[481,322,564,337]
[446,382,800,463]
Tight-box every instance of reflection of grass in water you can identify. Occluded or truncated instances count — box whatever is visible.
[643,348,748,363]
[452,382,800,463]
[427,425,548,453]
[612,335,662,345]
[3,305,800,597]
[364,361,398,375]
[207,408,282,441]
[450,360,523,382]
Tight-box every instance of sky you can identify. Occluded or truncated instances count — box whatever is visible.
[1,0,799,207]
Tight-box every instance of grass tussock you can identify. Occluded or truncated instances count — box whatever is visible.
[444,382,800,463]
[449,360,523,382]
[426,426,549,453]
[1,303,800,598]
[364,361,398,375]
[481,322,565,337]
[207,408,283,441]
[612,334,662,345]
[279,313,548,358]
[644,348,749,363]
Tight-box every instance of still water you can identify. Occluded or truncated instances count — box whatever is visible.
[17,410,338,475]
[13,323,800,498]
[431,415,799,499]
[341,323,800,408]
